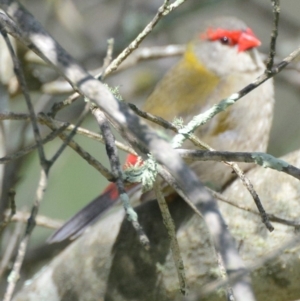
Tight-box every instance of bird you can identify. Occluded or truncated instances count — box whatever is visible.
[48,17,274,243]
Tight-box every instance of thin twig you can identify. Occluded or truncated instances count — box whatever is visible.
[4,169,48,301]
[158,166,202,218]
[0,112,136,159]
[3,236,29,301]
[60,122,136,155]
[128,103,178,132]
[154,178,187,295]
[266,0,280,72]
[113,44,184,73]
[0,22,46,168]
[41,113,115,181]
[102,38,114,74]
[0,112,29,121]
[0,220,23,279]
[26,169,48,235]
[0,189,16,231]
[102,0,178,79]
[91,107,149,248]
[48,103,90,166]
[0,124,69,164]
[4,210,63,229]
[1,23,51,301]
[224,161,273,231]
[209,188,300,228]
[216,253,234,301]
[177,150,300,181]
[162,0,188,15]
[49,92,80,118]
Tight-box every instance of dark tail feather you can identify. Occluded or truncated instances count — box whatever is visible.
[47,184,120,243]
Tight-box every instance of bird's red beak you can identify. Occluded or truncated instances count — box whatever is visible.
[238,28,261,52]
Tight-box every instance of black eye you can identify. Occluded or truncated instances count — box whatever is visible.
[220,36,230,45]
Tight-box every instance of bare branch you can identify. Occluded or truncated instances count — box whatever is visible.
[0,124,68,164]
[0,112,136,160]
[209,189,300,228]
[177,150,300,181]
[4,210,63,229]
[91,106,149,248]
[0,221,23,279]
[154,178,187,295]
[266,0,280,72]
[102,0,186,78]
[0,19,46,168]
[3,235,29,301]
[41,113,115,181]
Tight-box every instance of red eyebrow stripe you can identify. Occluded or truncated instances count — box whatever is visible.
[202,28,243,45]
[201,27,261,51]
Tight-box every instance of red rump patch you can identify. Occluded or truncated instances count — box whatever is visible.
[103,182,119,201]
[125,153,139,166]
[124,153,143,169]
[201,27,261,52]
[102,154,141,201]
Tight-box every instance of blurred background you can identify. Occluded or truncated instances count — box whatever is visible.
[1,0,300,292]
